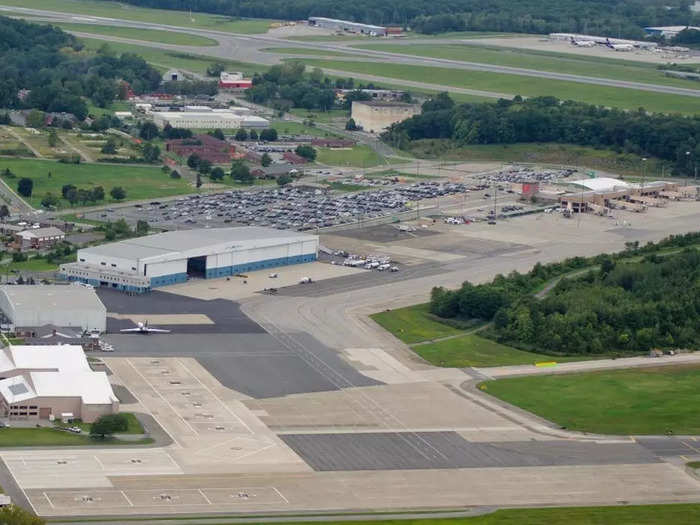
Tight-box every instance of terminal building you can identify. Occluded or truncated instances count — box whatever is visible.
[0,344,118,422]
[0,285,106,333]
[60,227,319,293]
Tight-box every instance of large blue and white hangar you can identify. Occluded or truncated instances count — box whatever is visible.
[60,227,319,293]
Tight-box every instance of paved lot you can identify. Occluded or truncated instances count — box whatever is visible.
[281,432,659,471]
[637,437,700,457]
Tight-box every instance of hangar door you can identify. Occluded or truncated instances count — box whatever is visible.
[187,256,207,278]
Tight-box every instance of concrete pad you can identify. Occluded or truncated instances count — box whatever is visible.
[109,314,214,325]
[164,262,364,301]
[342,348,420,384]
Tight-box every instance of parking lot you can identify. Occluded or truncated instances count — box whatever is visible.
[83,182,472,231]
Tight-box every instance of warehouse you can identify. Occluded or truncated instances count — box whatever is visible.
[308,17,386,36]
[0,344,118,422]
[151,110,269,130]
[0,285,106,333]
[60,227,319,293]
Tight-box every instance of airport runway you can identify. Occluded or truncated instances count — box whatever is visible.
[3,6,700,99]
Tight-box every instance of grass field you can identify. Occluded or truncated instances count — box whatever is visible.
[53,22,218,46]
[370,304,464,345]
[0,158,191,209]
[354,43,700,90]
[288,109,350,122]
[247,505,700,525]
[0,427,153,446]
[316,145,385,168]
[271,121,341,138]
[263,47,355,57]
[79,38,268,76]
[409,142,672,177]
[68,413,144,435]
[294,59,700,114]
[2,0,274,33]
[483,365,700,434]
[0,258,58,274]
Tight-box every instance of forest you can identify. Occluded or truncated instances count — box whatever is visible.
[0,17,161,119]
[95,0,697,38]
[429,232,700,355]
[382,94,700,176]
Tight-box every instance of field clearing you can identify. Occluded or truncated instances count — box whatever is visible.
[79,38,267,76]
[53,22,218,46]
[295,59,700,113]
[316,145,384,168]
[271,120,341,138]
[0,158,191,209]
[354,43,700,90]
[370,304,464,344]
[0,257,58,273]
[409,141,672,177]
[483,365,700,434]
[0,0,274,33]
[288,109,350,122]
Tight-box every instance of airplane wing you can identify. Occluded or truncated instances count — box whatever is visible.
[120,328,143,332]
[146,328,171,333]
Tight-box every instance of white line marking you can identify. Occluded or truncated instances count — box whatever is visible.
[2,455,37,514]
[272,486,289,504]
[42,491,55,509]
[198,488,212,505]
[93,455,105,471]
[121,490,134,507]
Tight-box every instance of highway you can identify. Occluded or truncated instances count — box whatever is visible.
[3,5,700,99]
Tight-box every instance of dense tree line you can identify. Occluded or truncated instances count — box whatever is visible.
[0,17,161,118]
[94,0,697,38]
[383,94,700,176]
[430,232,700,355]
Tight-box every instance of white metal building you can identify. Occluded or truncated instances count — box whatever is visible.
[0,285,106,332]
[60,227,319,293]
[151,110,269,130]
[0,345,118,422]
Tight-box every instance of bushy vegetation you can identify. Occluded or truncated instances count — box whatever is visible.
[0,17,161,117]
[430,232,700,355]
[384,93,700,176]
[94,0,697,38]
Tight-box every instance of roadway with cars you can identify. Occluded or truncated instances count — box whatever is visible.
[3,6,700,99]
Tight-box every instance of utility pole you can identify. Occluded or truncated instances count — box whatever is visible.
[641,157,647,191]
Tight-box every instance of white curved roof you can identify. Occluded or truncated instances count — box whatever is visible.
[569,178,630,192]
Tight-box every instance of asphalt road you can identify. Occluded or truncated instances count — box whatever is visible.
[4,5,700,99]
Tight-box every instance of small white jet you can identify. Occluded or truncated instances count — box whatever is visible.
[570,37,595,47]
[120,321,170,334]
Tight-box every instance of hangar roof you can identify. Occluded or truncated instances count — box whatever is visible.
[81,227,318,263]
[569,177,630,192]
[0,285,106,314]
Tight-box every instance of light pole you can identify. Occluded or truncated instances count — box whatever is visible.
[687,150,697,186]
[641,157,647,191]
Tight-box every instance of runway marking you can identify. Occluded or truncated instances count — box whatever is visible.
[120,490,134,507]
[126,358,198,436]
[2,455,37,514]
[42,492,55,509]
[272,486,289,504]
[177,359,253,434]
[93,455,105,471]
[683,440,700,454]
[197,488,212,505]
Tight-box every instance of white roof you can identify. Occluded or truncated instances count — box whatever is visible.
[30,371,116,405]
[80,227,318,264]
[0,375,36,404]
[0,345,89,374]
[569,177,630,192]
[17,227,64,239]
[0,285,106,315]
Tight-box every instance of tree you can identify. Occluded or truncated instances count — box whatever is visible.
[235,128,248,141]
[206,62,226,77]
[187,153,201,169]
[142,143,160,163]
[345,118,358,131]
[17,178,33,197]
[277,174,292,186]
[170,170,181,179]
[90,413,129,438]
[139,121,159,140]
[61,184,77,199]
[101,138,117,154]
[0,205,9,219]
[261,153,272,167]
[196,172,202,189]
[295,144,316,161]
[136,220,149,235]
[110,186,126,200]
[0,504,45,524]
[210,128,225,140]
[48,130,58,148]
[249,129,258,140]
[91,186,105,201]
[230,160,253,184]
[198,158,212,175]
[26,109,45,129]
[41,192,59,209]
[210,167,225,181]
[65,188,79,206]
[259,128,278,142]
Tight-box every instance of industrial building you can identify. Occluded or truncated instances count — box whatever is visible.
[151,109,269,129]
[219,72,253,90]
[14,226,65,251]
[0,285,106,333]
[644,26,700,38]
[308,17,386,36]
[0,344,118,422]
[351,100,421,133]
[60,227,319,293]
